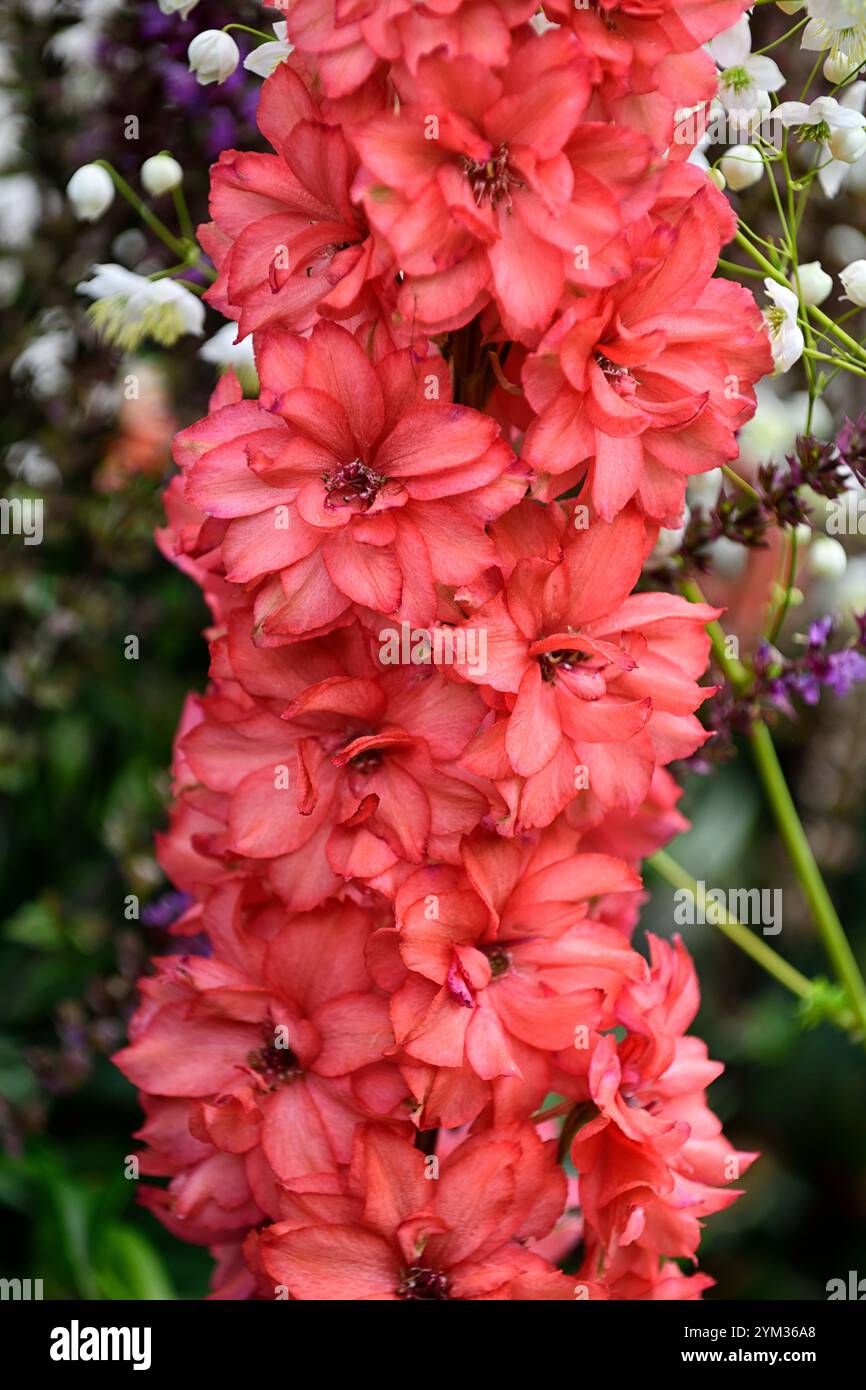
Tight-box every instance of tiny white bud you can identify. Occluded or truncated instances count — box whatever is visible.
[823,52,851,84]
[839,258,866,307]
[808,535,847,579]
[66,163,115,222]
[187,30,240,86]
[141,154,184,196]
[794,522,812,546]
[828,124,866,163]
[795,261,833,307]
[708,167,726,191]
[158,0,201,15]
[719,144,764,191]
[776,1,804,12]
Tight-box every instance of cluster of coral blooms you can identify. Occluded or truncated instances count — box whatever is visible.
[114,0,772,1299]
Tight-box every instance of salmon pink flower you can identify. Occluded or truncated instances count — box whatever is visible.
[352,29,655,341]
[457,506,720,830]
[200,63,388,340]
[522,190,772,522]
[114,896,408,1199]
[368,828,645,1126]
[176,649,488,906]
[281,0,538,97]
[563,936,757,1274]
[256,1121,577,1299]
[174,321,525,635]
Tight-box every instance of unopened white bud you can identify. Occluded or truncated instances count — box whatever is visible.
[188,30,239,86]
[795,261,833,307]
[66,163,114,221]
[141,154,184,196]
[720,144,764,191]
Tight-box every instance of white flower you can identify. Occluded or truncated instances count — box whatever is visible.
[766,88,866,194]
[243,22,293,78]
[199,322,258,392]
[77,264,205,349]
[141,154,183,196]
[187,30,239,86]
[709,16,785,111]
[802,0,866,69]
[768,92,865,140]
[808,535,848,578]
[66,162,114,221]
[719,142,765,189]
[763,279,805,373]
[158,0,201,16]
[0,173,41,248]
[839,257,866,304]
[795,260,834,305]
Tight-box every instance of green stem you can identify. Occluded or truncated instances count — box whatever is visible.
[94,160,187,260]
[722,464,761,502]
[748,721,866,1038]
[678,577,751,693]
[222,23,273,40]
[648,850,818,1004]
[766,528,799,644]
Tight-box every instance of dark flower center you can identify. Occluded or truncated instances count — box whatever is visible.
[485,946,512,979]
[595,352,631,380]
[461,144,523,209]
[323,459,387,512]
[397,1266,450,1300]
[539,648,585,683]
[248,1024,302,1088]
[348,747,383,775]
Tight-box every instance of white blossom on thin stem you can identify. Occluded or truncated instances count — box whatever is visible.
[187,30,240,86]
[763,280,805,373]
[839,258,866,306]
[77,265,205,350]
[709,16,785,112]
[802,0,866,69]
[243,22,293,78]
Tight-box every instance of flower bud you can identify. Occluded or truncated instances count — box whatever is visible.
[719,144,764,191]
[66,163,114,222]
[808,535,847,580]
[828,123,866,163]
[776,1,804,12]
[795,261,833,307]
[708,167,726,191]
[141,154,184,196]
[840,258,866,307]
[823,52,850,83]
[187,30,240,86]
[158,0,201,15]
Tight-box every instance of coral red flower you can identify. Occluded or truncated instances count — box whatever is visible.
[174,641,488,907]
[174,320,525,634]
[114,895,407,1205]
[281,0,538,97]
[522,189,772,522]
[457,505,719,829]
[200,63,388,339]
[256,1121,577,1299]
[562,935,758,1279]
[547,0,751,149]
[368,826,644,1126]
[352,29,655,340]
